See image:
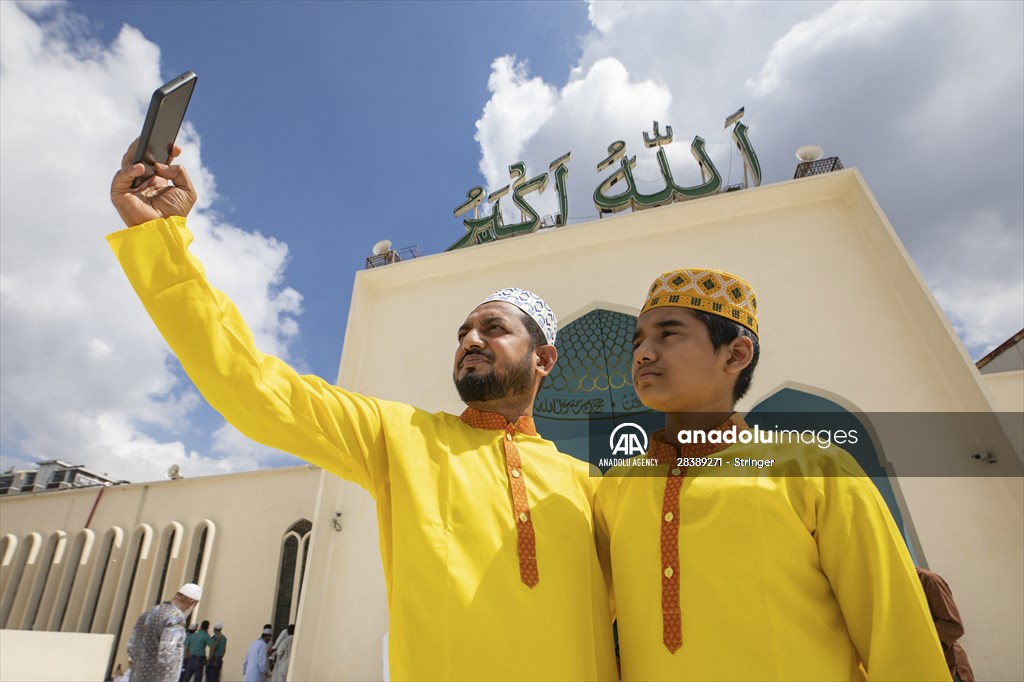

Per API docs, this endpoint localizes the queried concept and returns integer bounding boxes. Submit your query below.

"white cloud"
[922,210,1024,355]
[470,0,1023,357]
[210,423,303,472]
[471,55,672,224]
[586,0,635,34]
[474,56,557,189]
[747,1,923,97]
[0,3,303,482]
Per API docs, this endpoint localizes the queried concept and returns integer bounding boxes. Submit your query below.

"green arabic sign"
[448,109,761,251]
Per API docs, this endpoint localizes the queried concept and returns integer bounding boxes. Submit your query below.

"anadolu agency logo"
[609,422,649,457]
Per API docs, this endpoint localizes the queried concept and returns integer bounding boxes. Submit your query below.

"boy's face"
[631,307,737,414]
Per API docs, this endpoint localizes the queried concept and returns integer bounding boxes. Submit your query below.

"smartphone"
[131,71,198,188]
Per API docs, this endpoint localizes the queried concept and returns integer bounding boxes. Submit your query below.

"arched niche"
[533,308,655,462]
[748,384,922,563]
[52,528,95,632]
[78,526,123,633]
[273,519,312,641]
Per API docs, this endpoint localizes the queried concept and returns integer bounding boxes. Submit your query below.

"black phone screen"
[132,72,197,188]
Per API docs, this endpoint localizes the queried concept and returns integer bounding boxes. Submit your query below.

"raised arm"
[108,141,392,493]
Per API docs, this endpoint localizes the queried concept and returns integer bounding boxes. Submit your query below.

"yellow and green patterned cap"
[642,268,758,335]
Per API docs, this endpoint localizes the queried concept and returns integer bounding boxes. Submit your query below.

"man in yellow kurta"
[108,143,616,680]
[595,268,950,681]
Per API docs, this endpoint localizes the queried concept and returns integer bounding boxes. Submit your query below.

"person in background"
[179,623,197,682]
[270,624,295,682]
[126,583,202,682]
[181,619,210,682]
[242,627,273,682]
[917,567,975,682]
[268,624,292,671]
[205,623,228,682]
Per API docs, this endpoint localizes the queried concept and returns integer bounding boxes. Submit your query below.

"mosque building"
[1,129,1021,681]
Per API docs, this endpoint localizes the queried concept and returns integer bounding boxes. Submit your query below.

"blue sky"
[2,1,1021,481]
[74,0,590,377]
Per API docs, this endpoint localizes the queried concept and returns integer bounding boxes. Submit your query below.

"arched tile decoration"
[534,309,654,461]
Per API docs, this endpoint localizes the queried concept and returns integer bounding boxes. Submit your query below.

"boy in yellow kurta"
[108,143,616,681]
[595,268,950,681]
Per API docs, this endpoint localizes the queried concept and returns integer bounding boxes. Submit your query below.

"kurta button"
[671,468,682,476]
[519,512,528,523]
[664,567,674,578]
[664,512,673,523]
[511,469,521,478]
[505,432,513,441]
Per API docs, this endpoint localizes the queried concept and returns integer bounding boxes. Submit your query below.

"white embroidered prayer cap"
[481,288,557,345]
[263,627,274,635]
[178,583,203,601]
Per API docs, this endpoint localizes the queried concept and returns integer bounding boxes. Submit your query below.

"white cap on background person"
[178,583,203,601]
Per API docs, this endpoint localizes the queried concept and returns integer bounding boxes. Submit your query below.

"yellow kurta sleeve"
[108,217,618,681]
[815,451,950,681]
[107,216,389,494]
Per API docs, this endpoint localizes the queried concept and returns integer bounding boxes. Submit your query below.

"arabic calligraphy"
[534,397,606,417]
[620,392,646,412]
[594,120,730,214]
[731,121,761,189]
[449,109,761,248]
[447,154,572,251]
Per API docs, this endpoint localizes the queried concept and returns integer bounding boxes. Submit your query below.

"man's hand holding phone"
[110,139,197,228]
[111,71,198,228]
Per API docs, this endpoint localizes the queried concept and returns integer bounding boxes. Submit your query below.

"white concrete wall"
[0,630,113,682]
[289,476,388,682]
[982,370,1024,413]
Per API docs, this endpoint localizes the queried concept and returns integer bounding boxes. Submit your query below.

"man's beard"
[455,349,535,403]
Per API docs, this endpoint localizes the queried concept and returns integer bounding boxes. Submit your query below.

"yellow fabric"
[108,217,617,682]
[595,436,950,682]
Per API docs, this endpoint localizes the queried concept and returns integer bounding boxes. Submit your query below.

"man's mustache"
[462,349,495,365]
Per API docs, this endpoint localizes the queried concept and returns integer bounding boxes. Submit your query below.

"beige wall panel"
[897,476,1024,682]
[290,474,388,681]
[0,630,114,682]
[982,370,1024,413]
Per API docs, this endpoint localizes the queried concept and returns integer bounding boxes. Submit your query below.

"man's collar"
[459,407,538,436]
